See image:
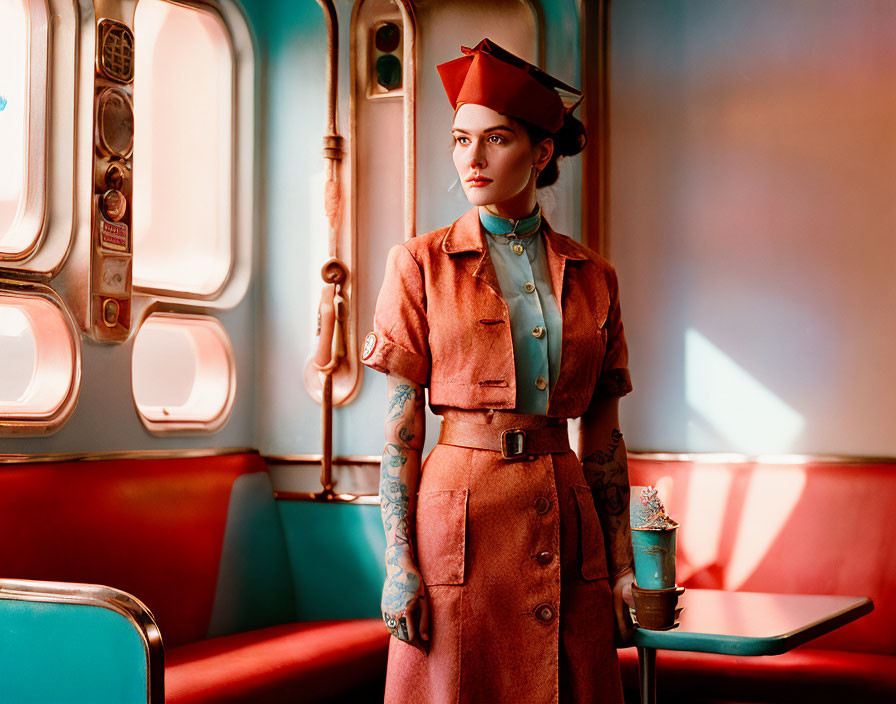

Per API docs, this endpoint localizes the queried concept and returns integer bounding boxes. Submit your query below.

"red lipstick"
[467,175,493,188]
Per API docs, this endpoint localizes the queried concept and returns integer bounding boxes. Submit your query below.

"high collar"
[441,206,588,261]
[479,204,542,237]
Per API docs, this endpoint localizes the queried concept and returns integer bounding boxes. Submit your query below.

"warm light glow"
[0,307,35,402]
[133,0,233,295]
[725,466,807,590]
[685,328,805,452]
[0,305,29,337]
[679,466,733,573]
[0,0,29,251]
[0,293,77,418]
[132,314,235,430]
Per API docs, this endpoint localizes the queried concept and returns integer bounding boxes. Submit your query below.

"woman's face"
[451,103,551,210]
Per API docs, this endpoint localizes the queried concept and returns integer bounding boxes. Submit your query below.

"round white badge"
[362,332,377,360]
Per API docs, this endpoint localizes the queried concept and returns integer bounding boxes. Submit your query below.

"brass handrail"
[306,0,351,501]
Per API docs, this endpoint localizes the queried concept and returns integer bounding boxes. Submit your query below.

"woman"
[361,38,635,704]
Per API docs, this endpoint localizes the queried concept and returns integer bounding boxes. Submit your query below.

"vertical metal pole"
[320,372,334,494]
[637,646,656,704]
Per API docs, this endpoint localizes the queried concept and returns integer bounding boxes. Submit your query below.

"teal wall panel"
[207,472,297,637]
[278,501,386,620]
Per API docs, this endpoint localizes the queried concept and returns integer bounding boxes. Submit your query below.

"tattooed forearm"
[387,384,418,421]
[582,427,634,577]
[584,428,622,472]
[383,544,421,612]
[380,376,425,557]
[582,428,626,515]
[380,444,410,544]
[380,374,427,628]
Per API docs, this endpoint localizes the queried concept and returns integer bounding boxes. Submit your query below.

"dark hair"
[517,112,588,188]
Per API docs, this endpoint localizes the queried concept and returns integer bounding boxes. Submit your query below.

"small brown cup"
[631,583,685,630]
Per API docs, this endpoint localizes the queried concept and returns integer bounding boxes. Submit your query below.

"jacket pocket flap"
[571,485,610,581]
[416,489,468,586]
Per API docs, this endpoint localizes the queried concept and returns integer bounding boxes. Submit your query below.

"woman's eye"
[488,134,504,144]
[454,136,469,145]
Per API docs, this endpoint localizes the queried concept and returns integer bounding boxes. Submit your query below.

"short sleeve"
[594,265,633,399]
[360,244,431,386]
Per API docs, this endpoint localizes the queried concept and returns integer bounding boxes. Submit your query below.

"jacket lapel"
[441,207,588,306]
[442,207,502,296]
[542,217,589,312]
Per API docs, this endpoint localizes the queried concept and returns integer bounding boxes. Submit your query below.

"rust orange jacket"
[361,205,632,414]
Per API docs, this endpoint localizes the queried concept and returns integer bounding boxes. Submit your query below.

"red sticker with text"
[100,220,129,251]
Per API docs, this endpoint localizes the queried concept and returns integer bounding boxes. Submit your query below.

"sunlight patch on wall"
[725,466,806,590]
[685,328,804,452]
[679,466,733,575]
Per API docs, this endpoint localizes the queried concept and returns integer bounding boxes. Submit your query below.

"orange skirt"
[384,411,624,704]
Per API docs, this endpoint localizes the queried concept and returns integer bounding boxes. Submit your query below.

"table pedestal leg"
[637,646,656,704]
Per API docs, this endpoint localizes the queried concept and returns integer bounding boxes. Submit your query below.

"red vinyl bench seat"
[166,619,388,704]
[0,453,388,703]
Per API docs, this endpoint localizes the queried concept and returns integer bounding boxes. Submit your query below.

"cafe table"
[630,589,874,704]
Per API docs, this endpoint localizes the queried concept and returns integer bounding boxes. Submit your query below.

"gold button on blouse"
[524,282,535,293]
[532,325,545,339]
[535,376,547,390]
[512,242,525,255]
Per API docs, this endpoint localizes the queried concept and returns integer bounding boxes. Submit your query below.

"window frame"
[0,282,81,436]
[0,0,49,263]
[130,0,254,309]
[131,311,236,435]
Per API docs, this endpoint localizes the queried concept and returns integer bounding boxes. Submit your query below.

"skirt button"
[535,604,555,622]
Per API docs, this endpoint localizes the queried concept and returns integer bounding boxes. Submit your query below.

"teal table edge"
[629,595,874,656]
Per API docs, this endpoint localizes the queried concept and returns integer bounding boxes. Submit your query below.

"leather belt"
[438,418,570,459]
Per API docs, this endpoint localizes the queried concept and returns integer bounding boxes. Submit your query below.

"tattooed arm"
[380,373,430,651]
[579,394,635,642]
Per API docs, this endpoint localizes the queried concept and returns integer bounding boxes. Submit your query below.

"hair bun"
[516,111,588,188]
[555,113,588,158]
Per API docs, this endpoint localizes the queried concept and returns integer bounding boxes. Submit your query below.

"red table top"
[630,589,874,655]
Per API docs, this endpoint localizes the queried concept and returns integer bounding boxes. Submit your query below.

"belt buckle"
[501,428,527,459]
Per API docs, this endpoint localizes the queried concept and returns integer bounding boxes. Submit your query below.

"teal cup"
[631,526,677,589]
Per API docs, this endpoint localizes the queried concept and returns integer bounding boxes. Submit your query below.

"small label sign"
[100,219,128,251]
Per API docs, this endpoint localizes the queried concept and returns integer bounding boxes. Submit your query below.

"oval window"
[132,0,234,297]
[0,0,48,260]
[132,313,235,433]
[0,289,80,434]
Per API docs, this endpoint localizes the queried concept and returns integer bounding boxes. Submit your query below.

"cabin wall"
[1,0,583,468]
[0,0,259,456]
[611,0,896,456]
[0,301,258,455]
[10,0,893,464]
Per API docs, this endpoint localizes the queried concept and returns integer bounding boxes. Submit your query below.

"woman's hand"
[612,567,636,646]
[382,546,431,653]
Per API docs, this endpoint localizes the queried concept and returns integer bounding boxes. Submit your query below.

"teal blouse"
[479,205,563,415]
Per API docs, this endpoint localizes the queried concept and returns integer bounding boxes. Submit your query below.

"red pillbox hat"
[436,38,582,133]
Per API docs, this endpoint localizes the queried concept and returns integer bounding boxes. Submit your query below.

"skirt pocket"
[571,485,610,580]
[416,489,468,586]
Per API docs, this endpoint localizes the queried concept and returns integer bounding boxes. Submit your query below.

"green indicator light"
[376,54,402,91]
